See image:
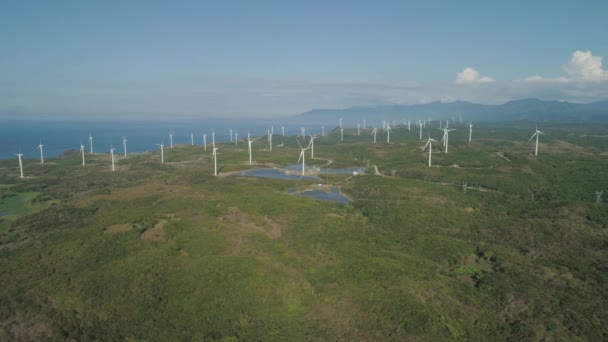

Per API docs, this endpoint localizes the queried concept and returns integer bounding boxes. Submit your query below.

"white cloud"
[455,67,495,84]
[524,74,568,83]
[563,50,608,82]
[525,50,608,83]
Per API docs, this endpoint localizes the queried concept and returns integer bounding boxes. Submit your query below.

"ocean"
[0,119,331,161]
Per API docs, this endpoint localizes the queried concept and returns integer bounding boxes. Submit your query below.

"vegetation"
[0,121,606,340]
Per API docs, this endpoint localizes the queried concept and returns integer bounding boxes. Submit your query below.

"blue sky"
[2,1,607,118]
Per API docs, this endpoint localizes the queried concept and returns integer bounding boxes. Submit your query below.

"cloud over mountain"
[455,67,495,84]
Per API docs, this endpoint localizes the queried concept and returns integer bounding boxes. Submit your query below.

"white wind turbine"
[528,126,546,156]
[267,129,273,151]
[110,146,115,171]
[282,126,285,137]
[169,131,173,149]
[190,132,194,146]
[212,147,219,176]
[370,127,378,143]
[384,126,392,144]
[422,135,438,167]
[16,153,24,178]
[229,129,233,142]
[440,128,455,153]
[419,122,423,140]
[407,120,411,131]
[203,133,207,150]
[247,137,254,164]
[234,131,238,146]
[156,143,164,163]
[340,127,344,142]
[321,126,325,137]
[297,140,311,176]
[468,123,473,143]
[89,133,94,153]
[308,135,319,159]
[122,136,127,158]
[80,143,86,166]
[37,142,44,164]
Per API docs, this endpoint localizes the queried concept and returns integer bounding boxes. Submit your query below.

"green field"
[0,121,607,340]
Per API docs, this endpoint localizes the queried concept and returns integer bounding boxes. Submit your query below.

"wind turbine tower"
[247,138,254,164]
[212,147,219,176]
[37,143,44,164]
[80,143,86,166]
[110,147,115,171]
[89,134,94,153]
[308,135,319,159]
[440,128,455,153]
[156,143,164,163]
[384,126,392,144]
[297,140,310,176]
[340,128,344,142]
[528,127,546,156]
[169,131,174,149]
[422,136,438,167]
[468,123,473,143]
[203,133,207,150]
[371,128,378,143]
[16,153,24,178]
[190,132,194,146]
[122,136,127,157]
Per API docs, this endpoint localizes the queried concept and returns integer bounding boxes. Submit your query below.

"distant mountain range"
[295,98,608,123]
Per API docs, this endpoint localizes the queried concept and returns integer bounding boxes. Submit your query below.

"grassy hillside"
[0,122,607,340]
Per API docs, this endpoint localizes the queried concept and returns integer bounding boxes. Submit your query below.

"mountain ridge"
[296,98,608,123]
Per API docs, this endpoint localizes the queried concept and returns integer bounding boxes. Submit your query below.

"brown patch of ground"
[222,206,282,239]
[103,223,132,234]
[0,309,53,341]
[140,219,167,241]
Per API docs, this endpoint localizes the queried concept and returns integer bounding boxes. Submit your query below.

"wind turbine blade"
[528,133,537,141]
[422,141,430,150]
[297,151,303,163]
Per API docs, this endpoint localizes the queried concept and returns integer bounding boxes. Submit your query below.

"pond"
[290,186,351,204]
[285,165,365,175]
[237,168,319,180]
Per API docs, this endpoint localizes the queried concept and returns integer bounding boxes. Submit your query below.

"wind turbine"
[80,143,86,166]
[384,126,392,144]
[203,133,207,150]
[229,129,233,142]
[297,140,310,176]
[407,120,411,131]
[339,117,342,128]
[37,142,44,164]
[247,137,254,164]
[340,128,344,142]
[321,126,325,137]
[282,126,285,137]
[122,136,127,157]
[440,128,455,153]
[422,135,438,167]
[212,147,219,176]
[267,130,273,151]
[89,133,94,153]
[234,131,238,146]
[370,127,378,143]
[16,153,24,178]
[190,132,194,146]
[308,135,319,159]
[528,126,546,156]
[212,132,215,148]
[419,122,423,140]
[156,143,164,163]
[468,123,473,143]
[169,131,173,149]
[110,146,115,171]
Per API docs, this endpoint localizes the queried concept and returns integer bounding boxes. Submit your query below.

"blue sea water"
[0,119,329,161]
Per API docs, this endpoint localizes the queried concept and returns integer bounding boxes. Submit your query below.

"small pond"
[289,187,351,204]
[237,168,319,180]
